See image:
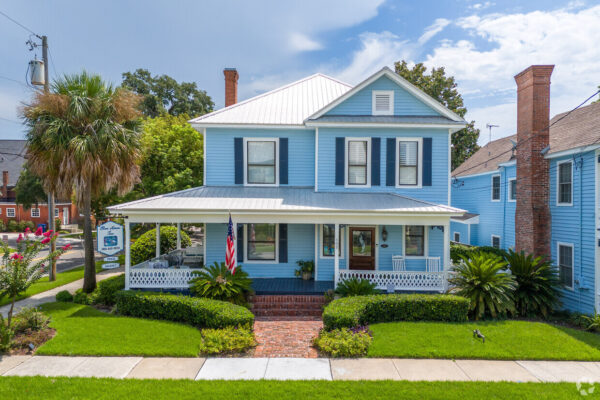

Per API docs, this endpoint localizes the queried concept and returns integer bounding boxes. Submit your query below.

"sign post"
[96,221,124,269]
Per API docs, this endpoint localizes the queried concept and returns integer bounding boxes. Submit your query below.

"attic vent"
[372,90,394,115]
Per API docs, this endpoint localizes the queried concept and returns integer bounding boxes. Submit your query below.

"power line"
[0,75,34,90]
[47,47,58,77]
[0,116,22,125]
[0,9,38,36]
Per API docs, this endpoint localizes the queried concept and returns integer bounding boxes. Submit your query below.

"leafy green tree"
[14,164,46,209]
[122,69,214,118]
[22,71,143,293]
[394,61,480,170]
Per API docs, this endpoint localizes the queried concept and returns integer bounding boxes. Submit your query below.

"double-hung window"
[558,243,574,289]
[55,208,60,218]
[246,223,277,261]
[398,139,420,186]
[557,160,572,205]
[6,208,15,218]
[508,178,516,201]
[346,138,370,186]
[491,175,501,201]
[321,224,344,258]
[405,226,425,257]
[245,139,277,185]
[31,208,40,218]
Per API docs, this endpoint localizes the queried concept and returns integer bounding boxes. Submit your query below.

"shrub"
[449,252,515,320]
[7,220,18,232]
[505,249,560,318]
[322,294,469,330]
[131,226,192,265]
[0,220,5,232]
[93,274,125,306]
[335,277,377,297]
[313,326,372,357]
[115,290,254,329]
[295,259,314,278]
[11,307,50,334]
[450,243,473,264]
[582,314,600,332]
[189,262,252,306]
[0,315,13,353]
[198,326,256,355]
[73,289,97,305]
[55,290,74,302]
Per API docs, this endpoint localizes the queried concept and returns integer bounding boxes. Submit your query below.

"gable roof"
[452,101,600,178]
[307,67,465,123]
[189,74,352,127]
[0,140,27,186]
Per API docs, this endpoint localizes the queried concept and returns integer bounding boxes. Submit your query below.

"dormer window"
[372,90,394,115]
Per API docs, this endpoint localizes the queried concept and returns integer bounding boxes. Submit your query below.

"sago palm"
[504,249,560,318]
[449,252,515,320]
[22,71,142,292]
[189,262,252,305]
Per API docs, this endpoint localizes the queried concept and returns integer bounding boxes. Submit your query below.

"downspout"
[579,156,583,311]
[502,167,507,248]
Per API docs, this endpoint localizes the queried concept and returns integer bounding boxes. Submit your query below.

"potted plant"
[295,260,314,280]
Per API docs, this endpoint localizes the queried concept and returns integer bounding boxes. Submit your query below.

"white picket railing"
[337,269,448,292]
[129,268,196,289]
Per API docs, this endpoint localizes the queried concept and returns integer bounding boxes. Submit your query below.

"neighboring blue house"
[109,67,467,293]
[452,65,600,314]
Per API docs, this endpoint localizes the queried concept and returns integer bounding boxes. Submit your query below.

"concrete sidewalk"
[2,355,600,382]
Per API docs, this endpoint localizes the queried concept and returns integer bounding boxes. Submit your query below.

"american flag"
[225,214,236,274]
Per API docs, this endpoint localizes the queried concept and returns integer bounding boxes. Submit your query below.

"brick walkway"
[253,319,323,358]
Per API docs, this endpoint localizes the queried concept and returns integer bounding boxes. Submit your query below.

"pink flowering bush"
[1,228,65,328]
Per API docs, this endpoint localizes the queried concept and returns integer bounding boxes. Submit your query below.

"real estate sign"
[97,221,124,256]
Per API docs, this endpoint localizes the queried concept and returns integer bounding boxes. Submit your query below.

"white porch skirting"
[337,269,448,293]
[129,268,195,289]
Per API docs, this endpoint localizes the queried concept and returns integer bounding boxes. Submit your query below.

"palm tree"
[22,71,142,292]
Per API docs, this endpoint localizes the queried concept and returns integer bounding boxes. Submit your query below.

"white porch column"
[443,221,450,271]
[156,223,160,258]
[334,223,340,287]
[125,220,131,290]
[176,222,181,250]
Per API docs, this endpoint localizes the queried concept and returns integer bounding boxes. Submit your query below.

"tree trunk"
[7,295,16,328]
[82,184,97,293]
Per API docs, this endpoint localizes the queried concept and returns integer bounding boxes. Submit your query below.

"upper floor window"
[508,178,516,202]
[244,138,278,185]
[372,90,394,116]
[453,232,460,242]
[345,138,370,187]
[405,225,425,257]
[491,235,501,249]
[6,208,15,218]
[491,175,501,201]
[397,139,421,187]
[557,160,572,205]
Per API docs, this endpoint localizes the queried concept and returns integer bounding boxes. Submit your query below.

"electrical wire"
[0,9,38,36]
[0,116,22,125]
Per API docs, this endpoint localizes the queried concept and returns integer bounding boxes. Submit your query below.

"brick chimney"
[514,65,554,257]
[1,171,8,199]
[224,68,239,107]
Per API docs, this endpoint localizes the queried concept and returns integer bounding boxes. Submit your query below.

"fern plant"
[504,249,560,318]
[335,277,377,297]
[189,262,253,305]
[449,252,515,320]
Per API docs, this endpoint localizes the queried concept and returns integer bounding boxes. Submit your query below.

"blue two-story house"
[109,67,467,293]
[452,64,600,314]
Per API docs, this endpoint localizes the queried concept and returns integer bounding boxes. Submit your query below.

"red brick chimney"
[1,171,8,199]
[224,68,239,107]
[514,65,554,257]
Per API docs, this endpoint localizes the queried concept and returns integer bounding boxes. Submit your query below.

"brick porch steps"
[250,295,326,318]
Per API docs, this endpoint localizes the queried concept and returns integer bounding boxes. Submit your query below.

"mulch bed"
[7,327,55,355]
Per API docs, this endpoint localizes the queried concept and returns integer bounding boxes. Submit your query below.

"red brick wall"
[224,68,239,107]
[514,65,554,257]
[0,203,78,229]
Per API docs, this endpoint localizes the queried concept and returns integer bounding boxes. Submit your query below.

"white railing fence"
[337,269,448,292]
[129,268,196,289]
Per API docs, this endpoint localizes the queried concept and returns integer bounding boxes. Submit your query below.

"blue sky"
[1,0,599,143]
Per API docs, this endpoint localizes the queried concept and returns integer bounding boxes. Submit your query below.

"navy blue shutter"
[423,138,432,186]
[386,138,395,186]
[335,137,345,186]
[371,138,380,186]
[237,224,244,263]
[279,138,288,184]
[279,224,288,263]
[234,138,243,184]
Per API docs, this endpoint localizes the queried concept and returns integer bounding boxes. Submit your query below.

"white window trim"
[557,241,575,290]
[243,137,279,187]
[243,223,279,264]
[508,177,516,202]
[491,234,501,249]
[491,174,501,202]
[453,232,460,243]
[372,90,394,116]
[344,137,371,188]
[403,225,428,259]
[6,208,15,218]
[31,208,40,218]
[319,224,345,259]
[396,137,423,188]
[556,159,573,206]
[55,208,60,217]
[0,208,2,215]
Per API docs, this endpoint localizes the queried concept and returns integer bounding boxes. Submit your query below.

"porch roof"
[108,186,464,216]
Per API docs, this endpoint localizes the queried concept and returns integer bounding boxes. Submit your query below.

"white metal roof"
[189,74,352,127]
[108,186,464,215]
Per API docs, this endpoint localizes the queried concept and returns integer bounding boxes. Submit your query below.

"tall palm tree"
[22,71,142,292]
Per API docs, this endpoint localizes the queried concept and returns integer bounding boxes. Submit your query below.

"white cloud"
[418,18,451,45]
[468,2,495,11]
[288,32,323,52]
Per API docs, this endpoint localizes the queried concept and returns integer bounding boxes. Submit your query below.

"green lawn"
[0,378,584,400]
[36,302,203,357]
[368,320,600,360]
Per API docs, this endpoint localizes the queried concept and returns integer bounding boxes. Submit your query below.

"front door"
[349,227,375,270]
[63,207,69,225]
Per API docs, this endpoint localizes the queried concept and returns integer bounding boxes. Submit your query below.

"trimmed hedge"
[131,226,192,265]
[450,243,507,264]
[322,294,469,330]
[115,291,254,329]
[94,274,125,306]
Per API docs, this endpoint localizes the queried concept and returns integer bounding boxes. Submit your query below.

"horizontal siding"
[317,127,450,204]
[450,222,469,245]
[205,128,315,186]
[326,75,440,116]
